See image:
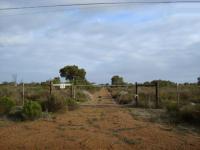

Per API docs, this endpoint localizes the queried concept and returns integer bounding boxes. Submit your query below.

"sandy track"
[0,88,199,150]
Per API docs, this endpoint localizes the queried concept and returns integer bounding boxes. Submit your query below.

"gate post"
[22,83,25,106]
[176,83,180,107]
[135,82,138,107]
[71,85,73,98]
[155,82,159,108]
[73,85,76,99]
[49,81,52,95]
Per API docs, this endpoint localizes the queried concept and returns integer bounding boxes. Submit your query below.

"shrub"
[45,94,66,112]
[165,101,180,122]
[22,101,42,120]
[76,91,88,102]
[0,97,15,115]
[113,91,133,104]
[118,93,133,104]
[179,104,200,124]
[165,101,200,124]
[8,106,23,121]
[66,98,78,111]
[166,101,179,112]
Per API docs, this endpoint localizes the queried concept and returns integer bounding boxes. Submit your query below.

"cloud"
[0,1,200,83]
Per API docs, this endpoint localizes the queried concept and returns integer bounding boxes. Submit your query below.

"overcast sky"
[0,0,200,84]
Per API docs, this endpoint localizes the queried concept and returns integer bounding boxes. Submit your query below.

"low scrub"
[76,91,88,102]
[112,91,133,104]
[118,93,133,104]
[166,101,179,112]
[8,106,24,121]
[166,101,200,124]
[45,94,67,112]
[22,101,42,120]
[66,98,78,111]
[0,97,15,115]
[179,104,200,124]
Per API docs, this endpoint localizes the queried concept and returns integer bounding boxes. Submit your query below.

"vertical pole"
[22,83,25,106]
[176,83,180,106]
[73,85,76,99]
[49,81,52,95]
[71,85,73,98]
[155,82,159,108]
[148,95,151,108]
[135,82,138,107]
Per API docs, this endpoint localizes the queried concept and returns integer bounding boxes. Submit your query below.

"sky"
[0,0,200,84]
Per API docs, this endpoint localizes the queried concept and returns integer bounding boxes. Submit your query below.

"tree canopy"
[111,75,125,85]
[150,80,176,87]
[198,77,200,85]
[59,65,86,82]
[52,77,60,84]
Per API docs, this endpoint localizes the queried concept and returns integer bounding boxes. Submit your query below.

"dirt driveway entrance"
[0,88,199,150]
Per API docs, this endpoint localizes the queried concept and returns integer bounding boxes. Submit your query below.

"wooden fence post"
[73,85,76,99]
[176,83,180,106]
[135,82,138,107]
[22,83,25,106]
[49,81,52,95]
[71,85,73,98]
[155,82,159,108]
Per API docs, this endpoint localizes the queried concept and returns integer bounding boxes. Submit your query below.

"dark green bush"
[0,97,15,115]
[165,101,180,123]
[76,91,88,102]
[8,106,24,121]
[118,93,133,104]
[166,101,200,124]
[45,94,66,112]
[179,104,200,124]
[22,101,42,120]
[166,101,179,112]
[66,98,78,111]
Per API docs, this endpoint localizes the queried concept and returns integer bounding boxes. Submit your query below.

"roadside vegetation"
[0,65,101,122]
[0,66,199,126]
[109,76,200,126]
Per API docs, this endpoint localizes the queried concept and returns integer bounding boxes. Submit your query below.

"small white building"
[53,83,71,89]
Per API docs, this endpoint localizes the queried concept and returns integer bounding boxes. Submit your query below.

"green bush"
[118,93,133,104]
[46,94,66,112]
[112,91,133,105]
[0,97,15,115]
[165,101,200,124]
[76,91,88,102]
[8,106,23,121]
[66,98,78,111]
[165,101,180,123]
[166,101,179,112]
[179,104,200,124]
[22,101,42,120]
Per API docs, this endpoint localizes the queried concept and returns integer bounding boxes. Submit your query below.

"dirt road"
[0,88,199,150]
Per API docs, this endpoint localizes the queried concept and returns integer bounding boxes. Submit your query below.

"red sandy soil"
[0,88,199,150]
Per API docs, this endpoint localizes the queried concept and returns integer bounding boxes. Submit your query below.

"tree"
[59,65,86,82]
[111,75,124,85]
[151,80,176,87]
[52,77,60,84]
[198,77,200,85]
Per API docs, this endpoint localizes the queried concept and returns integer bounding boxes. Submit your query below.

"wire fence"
[0,83,199,108]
